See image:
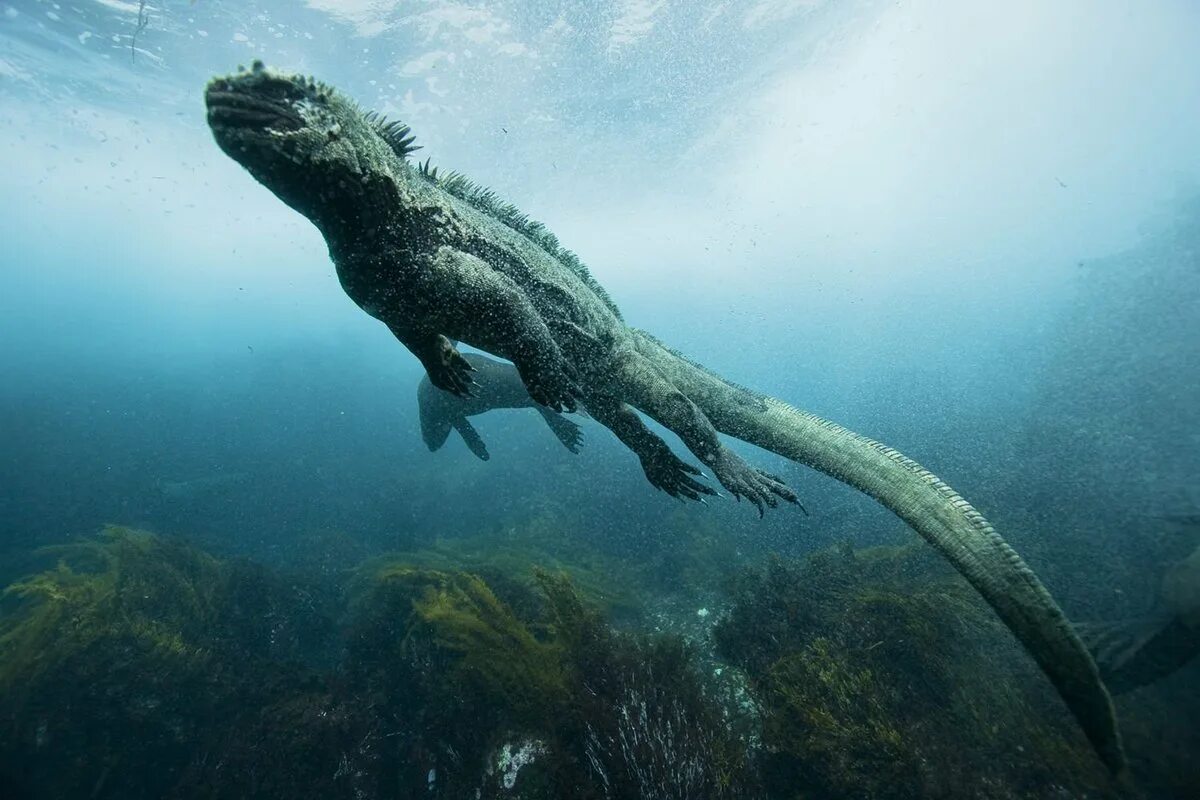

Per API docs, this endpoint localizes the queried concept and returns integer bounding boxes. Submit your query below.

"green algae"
[346,561,568,745]
[364,514,647,621]
[715,542,1114,799]
[761,640,917,799]
[0,526,332,799]
[533,567,757,799]
[363,506,759,627]
[6,524,1157,799]
[343,561,755,798]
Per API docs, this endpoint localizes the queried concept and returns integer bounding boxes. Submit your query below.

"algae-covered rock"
[715,543,1113,799]
[344,562,569,796]
[0,527,758,799]
[344,561,757,799]
[761,640,918,799]
[366,514,649,621]
[534,568,757,800]
[0,526,335,800]
[173,691,381,798]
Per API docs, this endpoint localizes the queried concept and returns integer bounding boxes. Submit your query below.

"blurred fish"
[156,471,249,501]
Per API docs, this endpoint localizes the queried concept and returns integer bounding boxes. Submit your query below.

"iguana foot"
[518,356,579,413]
[423,335,477,397]
[710,450,799,517]
[639,441,718,502]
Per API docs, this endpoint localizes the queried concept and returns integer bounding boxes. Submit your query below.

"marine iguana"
[204,61,1125,775]
[418,352,583,460]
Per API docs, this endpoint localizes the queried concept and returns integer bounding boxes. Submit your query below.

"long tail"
[633,330,1126,776]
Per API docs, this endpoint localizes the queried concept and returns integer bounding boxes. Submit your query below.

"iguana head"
[205,61,413,231]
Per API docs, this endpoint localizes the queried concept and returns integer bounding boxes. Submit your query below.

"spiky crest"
[361,107,620,317]
[363,110,422,159]
[411,155,623,319]
[417,157,440,181]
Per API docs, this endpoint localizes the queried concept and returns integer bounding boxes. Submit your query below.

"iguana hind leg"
[611,350,797,515]
[587,397,715,501]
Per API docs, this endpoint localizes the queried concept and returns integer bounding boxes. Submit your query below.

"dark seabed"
[1,1,1198,798]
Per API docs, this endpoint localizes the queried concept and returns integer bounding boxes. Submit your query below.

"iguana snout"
[205,63,308,134]
[204,61,377,222]
[205,60,337,144]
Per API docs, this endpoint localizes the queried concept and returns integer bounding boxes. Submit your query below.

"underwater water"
[1,0,1199,797]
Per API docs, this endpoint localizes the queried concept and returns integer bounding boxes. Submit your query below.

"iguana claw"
[709,450,798,517]
[519,357,579,413]
[639,443,718,503]
[421,334,478,398]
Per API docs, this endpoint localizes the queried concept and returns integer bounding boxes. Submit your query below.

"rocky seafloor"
[1,524,1196,799]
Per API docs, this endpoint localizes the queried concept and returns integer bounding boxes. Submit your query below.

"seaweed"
[340,560,758,798]
[0,526,335,799]
[714,543,1114,799]
[356,514,646,623]
[172,691,382,799]
[760,640,917,799]
[347,562,567,717]
[534,568,758,799]
[0,527,1041,798]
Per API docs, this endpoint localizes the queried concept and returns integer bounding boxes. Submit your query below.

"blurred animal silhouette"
[418,352,582,461]
[156,471,248,501]
[1078,529,1200,694]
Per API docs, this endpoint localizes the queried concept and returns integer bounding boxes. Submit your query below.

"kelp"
[0,526,221,700]
[534,568,757,799]
[362,506,758,627]
[761,641,917,799]
[345,563,568,763]
[366,514,647,620]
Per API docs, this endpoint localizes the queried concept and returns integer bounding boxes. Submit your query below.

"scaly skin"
[418,352,584,460]
[205,62,1125,776]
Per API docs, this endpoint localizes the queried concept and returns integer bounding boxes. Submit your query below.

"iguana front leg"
[587,398,716,502]
[379,246,578,412]
[390,328,477,397]
[614,350,798,515]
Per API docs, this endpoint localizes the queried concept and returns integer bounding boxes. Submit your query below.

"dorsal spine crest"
[385,114,622,319]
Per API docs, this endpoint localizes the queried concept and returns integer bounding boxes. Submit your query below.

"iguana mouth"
[204,83,304,132]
